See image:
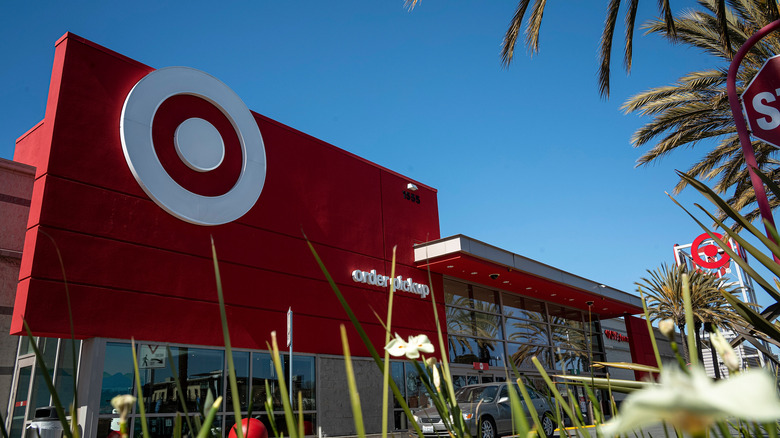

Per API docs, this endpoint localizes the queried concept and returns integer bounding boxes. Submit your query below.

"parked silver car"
[412,382,556,438]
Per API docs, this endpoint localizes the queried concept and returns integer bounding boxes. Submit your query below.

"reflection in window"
[391,362,405,409]
[506,343,551,370]
[505,317,549,344]
[139,346,224,414]
[502,295,546,321]
[554,349,589,375]
[404,365,429,409]
[226,351,250,411]
[100,343,135,415]
[448,336,504,367]
[250,353,316,412]
[548,305,584,328]
[447,308,503,339]
[551,327,587,351]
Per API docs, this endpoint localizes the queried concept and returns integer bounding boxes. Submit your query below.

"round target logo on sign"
[691,232,730,270]
[120,67,266,226]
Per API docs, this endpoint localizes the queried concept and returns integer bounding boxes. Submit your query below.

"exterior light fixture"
[407,183,418,191]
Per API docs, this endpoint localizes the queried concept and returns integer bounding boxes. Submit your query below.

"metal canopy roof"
[413,235,643,319]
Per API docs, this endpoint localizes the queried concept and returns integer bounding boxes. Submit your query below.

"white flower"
[385,334,435,359]
[600,366,780,436]
[110,394,136,420]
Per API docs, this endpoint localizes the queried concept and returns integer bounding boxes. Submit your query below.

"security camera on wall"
[489,273,500,280]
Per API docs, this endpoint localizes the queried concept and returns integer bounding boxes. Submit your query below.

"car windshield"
[455,386,499,403]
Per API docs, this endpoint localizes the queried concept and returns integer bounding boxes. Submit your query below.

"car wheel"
[478,417,496,438]
[541,412,556,437]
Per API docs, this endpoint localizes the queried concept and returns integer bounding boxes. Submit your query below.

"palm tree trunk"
[694,322,704,365]
[678,324,690,364]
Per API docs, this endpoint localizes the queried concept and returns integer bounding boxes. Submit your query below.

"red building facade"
[6,34,647,438]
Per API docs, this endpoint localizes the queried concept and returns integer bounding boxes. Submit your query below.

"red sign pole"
[727,19,780,261]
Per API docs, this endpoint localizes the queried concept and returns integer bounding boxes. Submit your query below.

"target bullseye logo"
[120,67,266,226]
[691,232,730,269]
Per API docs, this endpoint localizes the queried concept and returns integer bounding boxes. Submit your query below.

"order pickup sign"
[742,54,780,148]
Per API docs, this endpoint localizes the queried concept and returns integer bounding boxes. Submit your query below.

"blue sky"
[1,1,770,306]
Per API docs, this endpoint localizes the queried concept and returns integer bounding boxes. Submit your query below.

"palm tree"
[624,0,780,224]
[636,263,743,363]
[406,1,780,98]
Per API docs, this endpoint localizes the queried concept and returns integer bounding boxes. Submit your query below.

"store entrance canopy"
[414,235,643,318]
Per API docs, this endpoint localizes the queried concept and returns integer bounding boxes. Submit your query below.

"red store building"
[2,34,648,438]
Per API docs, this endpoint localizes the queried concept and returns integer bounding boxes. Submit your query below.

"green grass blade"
[682,273,698,368]
[340,325,365,438]
[264,379,280,438]
[532,357,581,428]
[765,421,779,438]
[130,338,150,438]
[166,346,195,435]
[174,414,182,438]
[381,247,397,438]
[195,397,222,438]
[516,379,541,437]
[722,292,780,343]
[269,332,297,438]
[22,321,72,438]
[592,361,660,374]
[637,289,663,373]
[210,237,244,438]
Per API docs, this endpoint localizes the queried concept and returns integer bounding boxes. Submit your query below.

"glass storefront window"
[548,305,584,329]
[551,326,588,351]
[100,343,135,415]
[502,295,546,322]
[446,308,503,339]
[448,336,504,367]
[403,364,430,409]
[29,338,57,411]
[138,346,224,414]
[53,339,79,410]
[391,362,405,408]
[506,343,551,370]
[251,351,278,411]
[504,317,549,344]
[553,349,589,375]
[471,286,499,309]
[444,279,471,307]
[250,352,316,412]
[290,355,316,411]
[226,351,250,411]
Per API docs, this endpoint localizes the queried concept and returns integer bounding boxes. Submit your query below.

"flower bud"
[710,328,739,372]
[659,319,675,338]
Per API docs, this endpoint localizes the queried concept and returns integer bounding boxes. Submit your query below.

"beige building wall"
[0,158,35,415]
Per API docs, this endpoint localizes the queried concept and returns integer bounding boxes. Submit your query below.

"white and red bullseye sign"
[120,67,267,226]
[691,232,730,271]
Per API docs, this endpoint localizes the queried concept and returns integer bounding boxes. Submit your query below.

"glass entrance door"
[8,356,35,438]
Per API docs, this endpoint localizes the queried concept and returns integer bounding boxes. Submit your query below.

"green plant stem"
[130,338,150,438]
[270,332,298,438]
[195,397,223,438]
[638,289,663,373]
[682,273,698,367]
[22,321,72,438]
[340,325,366,438]
[381,247,397,438]
[210,238,244,438]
